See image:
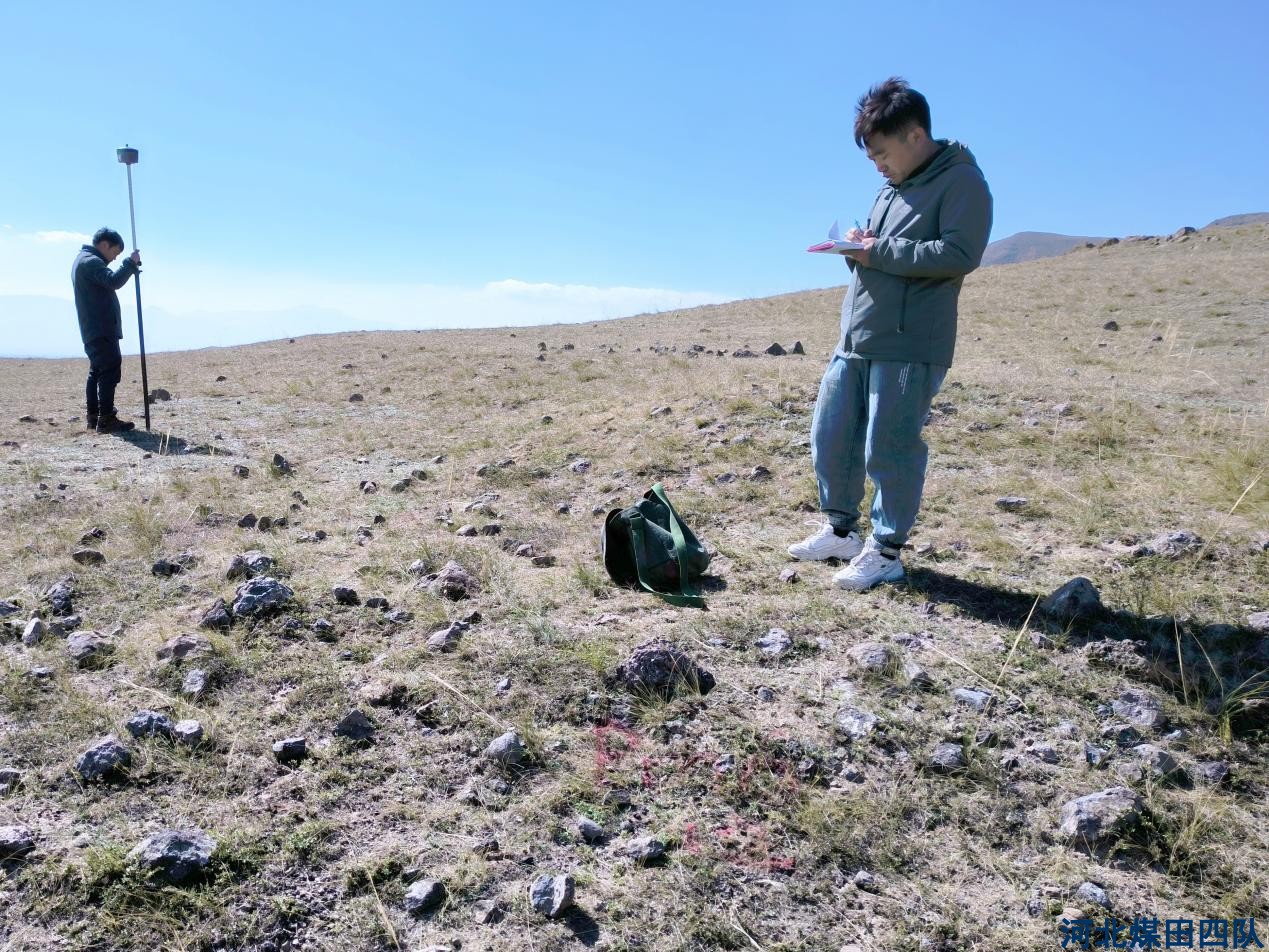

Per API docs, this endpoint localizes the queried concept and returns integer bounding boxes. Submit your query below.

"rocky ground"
[0,224,1265,951]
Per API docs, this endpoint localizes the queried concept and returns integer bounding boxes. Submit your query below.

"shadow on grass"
[115,429,232,456]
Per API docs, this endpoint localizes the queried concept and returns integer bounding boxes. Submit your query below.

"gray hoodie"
[838,140,992,368]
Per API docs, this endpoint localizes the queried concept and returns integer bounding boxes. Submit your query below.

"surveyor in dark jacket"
[72,228,141,432]
[789,77,993,590]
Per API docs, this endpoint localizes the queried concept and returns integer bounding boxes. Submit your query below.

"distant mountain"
[1206,212,1269,228]
[980,231,1107,267]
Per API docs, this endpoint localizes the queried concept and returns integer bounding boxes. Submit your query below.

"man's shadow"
[116,430,232,456]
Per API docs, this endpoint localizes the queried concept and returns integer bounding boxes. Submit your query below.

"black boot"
[96,413,135,433]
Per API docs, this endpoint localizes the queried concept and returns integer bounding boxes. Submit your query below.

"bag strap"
[647,483,705,608]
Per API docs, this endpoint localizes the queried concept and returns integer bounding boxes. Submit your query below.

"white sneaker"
[833,537,905,591]
[787,524,864,561]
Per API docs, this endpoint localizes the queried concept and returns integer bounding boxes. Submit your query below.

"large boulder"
[127,829,217,884]
[613,640,715,699]
[1058,787,1143,848]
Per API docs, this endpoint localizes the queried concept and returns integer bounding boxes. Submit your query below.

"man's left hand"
[843,233,875,268]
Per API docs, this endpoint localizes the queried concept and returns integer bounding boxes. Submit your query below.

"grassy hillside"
[0,223,1265,951]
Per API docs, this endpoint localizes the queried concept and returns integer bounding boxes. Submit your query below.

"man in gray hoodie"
[72,228,141,433]
[789,77,993,590]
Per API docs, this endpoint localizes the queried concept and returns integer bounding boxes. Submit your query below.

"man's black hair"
[853,77,931,149]
[92,227,124,249]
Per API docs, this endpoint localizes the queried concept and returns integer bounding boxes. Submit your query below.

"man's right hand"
[130,250,142,266]
[845,227,874,243]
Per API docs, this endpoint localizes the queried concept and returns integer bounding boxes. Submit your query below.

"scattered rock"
[1137,530,1204,560]
[747,465,772,481]
[616,836,667,865]
[1102,320,1120,332]
[764,342,786,356]
[779,567,799,584]
[231,577,294,617]
[952,687,993,712]
[148,388,173,402]
[237,513,258,529]
[928,742,968,773]
[76,735,132,781]
[0,825,36,859]
[21,617,45,646]
[71,549,105,565]
[834,706,879,741]
[44,578,75,615]
[66,630,113,667]
[174,720,204,747]
[127,829,216,885]
[846,642,897,675]
[1058,787,1143,848]
[427,620,469,652]
[232,465,250,479]
[613,640,715,699]
[0,768,22,795]
[852,870,877,891]
[200,598,233,630]
[1040,577,1101,620]
[1128,744,1182,779]
[577,817,605,844]
[157,633,213,663]
[182,668,210,699]
[903,661,934,690]
[1076,881,1110,908]
[226,550,275,580]
[332,585,360,606]
[1111,689,1166,732]
[126,710,176,740]
[273,737,307,764]
[429,561,479,600]
[1195,760,1229,785]
[1246,611,1269,634]
[756,628,793,658]
[403,879,446,916]
[333,710,376,743]
[1084,639,1150,676]
[529,874,575,918]
[569,458,591,474]
[995,496,1028,512]
[484,731,527,768]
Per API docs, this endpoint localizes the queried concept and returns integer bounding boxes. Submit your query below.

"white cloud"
[30,230,91,244]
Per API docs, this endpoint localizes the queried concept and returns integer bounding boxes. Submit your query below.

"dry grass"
[0,225,1265,950]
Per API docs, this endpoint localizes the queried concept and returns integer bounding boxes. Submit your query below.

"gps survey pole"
[116,145,151,431]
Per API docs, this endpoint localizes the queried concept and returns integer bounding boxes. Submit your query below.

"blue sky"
[2,0,1266,356]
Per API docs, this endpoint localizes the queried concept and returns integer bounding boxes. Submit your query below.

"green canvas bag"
[601,483,711,608]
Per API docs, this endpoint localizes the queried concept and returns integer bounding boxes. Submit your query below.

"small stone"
[200,598,233,630]
[1076,882,1109,908]
[231,577,294,617]
[852,870,877,891]
[577,817,605,844]
[226,550,274,580]
[779,567,799,584]
[127,829,216,884]
[427,620,469,652]
[126,710,176,740]
[403,879,446,916]
[273,737,307,764]
[1102,320,1120,331]
[568,458,591,474]
[1083,743,1109,767]
[756,628,793,658]
[0,825,36,859]
[649,406,672,417]
[237,513,258,529]
[71,549,105,565]
[529,874,575,917]
[952,687,993,712]
[1058,787,1143,847]
[333,710,376,743]
[456,524,478,537]
[21,617,45,646]
[1195,760,1229,785]
[479,523,502,536]
[928,742,967,773]
[484,730,527,767]
[846,642,896,675]
[995,496,1028,512]
[174,720,204,747]
[903,661,934,689]
[747,465,772,481]
[614,640,715,699]
[76,735,132,781]
[0,768,23,795]
[270,453,291,475]
[714,753,736,774]
[157,633,213,663]
[1128,744,1181,779]
[617,836,666,865]
[757,686,776,702]
[835,706,879,741]
[1100,723,1142,748]
[182,668,210,699]
[429,561,479,600]
[1040,577,1101,620]
[1111,689,1166,732]
[67,630,113,667]
[1139,530,1204,560]
[1028,743,1060,764]
[332,586,360,606]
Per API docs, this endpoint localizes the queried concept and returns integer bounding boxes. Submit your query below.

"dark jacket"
[72,245,139,345]
[838,140,993,368]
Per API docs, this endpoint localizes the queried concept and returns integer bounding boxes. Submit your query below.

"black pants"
[84,336,122,419]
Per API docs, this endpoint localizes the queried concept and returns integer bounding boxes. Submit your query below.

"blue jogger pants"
[810,355,946,548]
